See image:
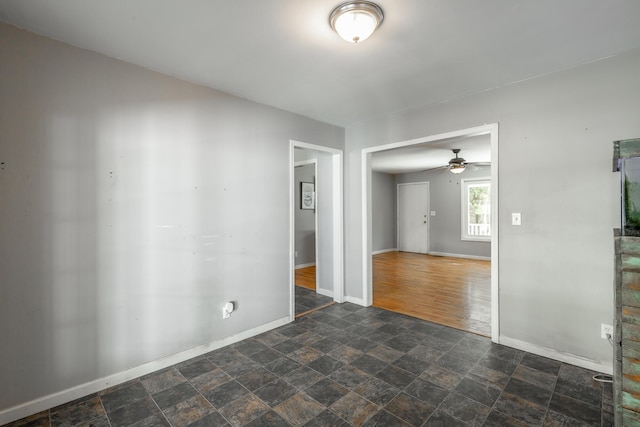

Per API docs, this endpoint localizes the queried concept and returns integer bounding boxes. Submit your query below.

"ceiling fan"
[427,148,491,174]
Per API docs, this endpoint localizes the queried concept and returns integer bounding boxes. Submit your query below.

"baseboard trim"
[295,262,315,269]
[316,287,333,298]
[344,296,367,306]
[372,248,397,255]
[428,251,491,261]
[0,317,291,425]
[498,335,613,375]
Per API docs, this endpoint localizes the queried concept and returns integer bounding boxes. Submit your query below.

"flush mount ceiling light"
[329,1,384,43]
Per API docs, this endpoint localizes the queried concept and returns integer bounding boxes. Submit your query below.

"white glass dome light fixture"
[449,163,466,174]
[329,1,384,44]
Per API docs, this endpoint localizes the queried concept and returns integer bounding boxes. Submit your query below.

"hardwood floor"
[373,251,491,337]
[295,265,316,290]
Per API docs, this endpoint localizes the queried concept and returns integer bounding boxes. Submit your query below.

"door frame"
[397,182,430,253]
[290,140,344,321]
[361,123,500,342]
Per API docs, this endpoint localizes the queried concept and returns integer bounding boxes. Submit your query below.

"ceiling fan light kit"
[329,1,384,43]
[448,148,467,174]
[449,164,466,174]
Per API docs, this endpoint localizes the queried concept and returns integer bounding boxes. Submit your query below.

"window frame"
[461,177,491,242]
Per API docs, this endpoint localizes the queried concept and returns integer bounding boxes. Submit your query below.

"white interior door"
[398,182,429,253]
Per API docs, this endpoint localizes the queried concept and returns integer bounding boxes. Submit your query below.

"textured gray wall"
[345,47,640,370]
[396,166,491,258]
[0,23,344,412]
[371,171,397,252]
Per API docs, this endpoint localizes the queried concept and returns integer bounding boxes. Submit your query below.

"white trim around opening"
[361,123,500,342]
[290,140,344,322]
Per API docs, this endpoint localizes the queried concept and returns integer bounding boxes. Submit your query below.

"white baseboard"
[316,287,333,298]
[372,248,397,255]
[295,262,315,269]
[428,251,491,261]
[344,295,367,306]
[0,317,291,425]
[498,335,613,375]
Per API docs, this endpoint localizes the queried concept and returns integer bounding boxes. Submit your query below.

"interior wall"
[294,162,316,266]
[396,166,491,258]
[371,171,397,252]
[0,23,344,414]
[345,47,640,370]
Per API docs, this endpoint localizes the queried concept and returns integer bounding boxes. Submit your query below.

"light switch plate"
[512,213,522,226]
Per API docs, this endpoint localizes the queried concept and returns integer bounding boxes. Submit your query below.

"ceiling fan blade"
[466,162,492,172]
[422,165,449,173]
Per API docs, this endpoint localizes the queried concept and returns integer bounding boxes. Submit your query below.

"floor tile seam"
[310,390,367,422]
[550,388,603,411]
[436,382,490,426]
[184,373,228,418]
[417,381,454,425]
[147,390,175,427]
[96,395,113,427]
[426,397,472,427]
[202,377,269,426]
[482,364,537,427]
[99,380,152,418]
[502,369,556,407]
[492,388,550,427]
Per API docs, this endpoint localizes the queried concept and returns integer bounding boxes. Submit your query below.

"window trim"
[461,177,491,242]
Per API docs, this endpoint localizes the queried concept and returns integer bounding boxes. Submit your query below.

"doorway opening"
[290,140,344,321]
[361,124,499,341]
[293,158,333,317]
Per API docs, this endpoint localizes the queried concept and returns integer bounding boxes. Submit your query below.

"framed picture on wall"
[301,182,315,210]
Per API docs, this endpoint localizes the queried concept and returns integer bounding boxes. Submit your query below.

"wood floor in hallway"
[295,265,316,290]
[373,251,491,337]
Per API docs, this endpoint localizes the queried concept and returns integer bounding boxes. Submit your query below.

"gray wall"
[371,171,397,252]
[294,162,316,266]
[0,23,344,413]
[345,47,640,369]
[396,166,491,258]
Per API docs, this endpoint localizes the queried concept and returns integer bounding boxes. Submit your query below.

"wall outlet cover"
[601,323,613,339]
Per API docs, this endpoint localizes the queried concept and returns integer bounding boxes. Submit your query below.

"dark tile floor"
[5,302,613,427]
[295,286,334,317]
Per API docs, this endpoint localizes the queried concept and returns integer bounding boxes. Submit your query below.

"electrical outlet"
[601,323,613,339]
[223,302,235,319]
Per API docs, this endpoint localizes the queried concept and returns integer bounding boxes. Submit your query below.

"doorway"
[361,124,499,341]
[289,140,344,321]
[397,182,430,254]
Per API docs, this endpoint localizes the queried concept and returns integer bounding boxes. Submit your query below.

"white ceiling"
[1,0,639,173]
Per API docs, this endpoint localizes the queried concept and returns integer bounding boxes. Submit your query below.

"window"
[462,178,491,241]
